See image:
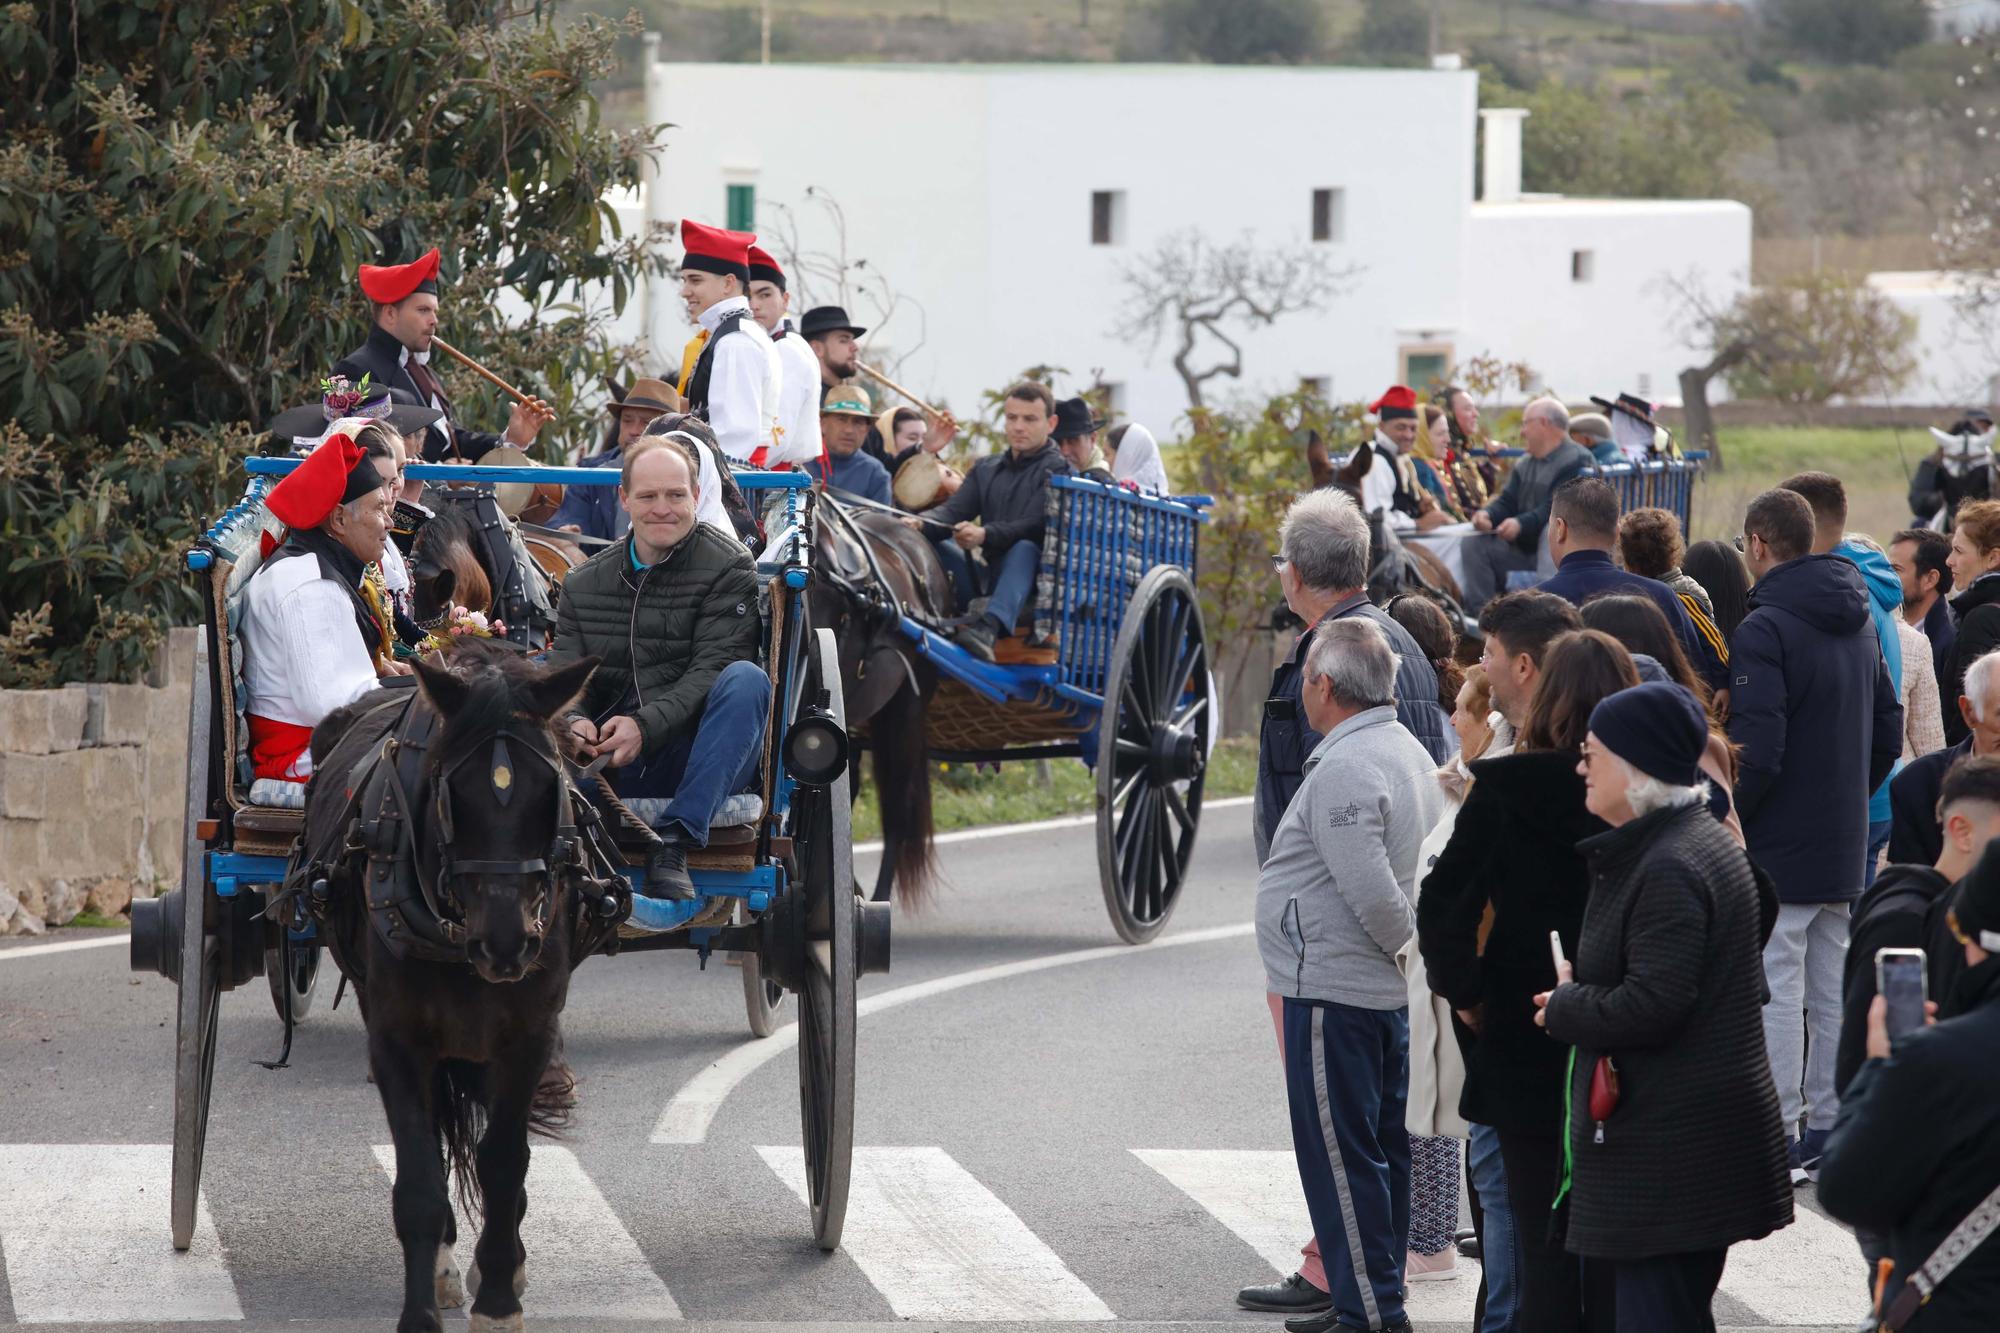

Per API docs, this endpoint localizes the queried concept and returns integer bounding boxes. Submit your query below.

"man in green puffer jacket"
[549,436,770,900]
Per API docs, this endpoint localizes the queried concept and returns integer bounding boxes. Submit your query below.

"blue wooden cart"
[131,459,887,1256]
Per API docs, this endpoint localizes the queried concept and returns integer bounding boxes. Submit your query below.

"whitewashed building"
[625,57,1751,435]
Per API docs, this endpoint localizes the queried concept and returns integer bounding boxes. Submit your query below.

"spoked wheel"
[266,933,320,1022]
[794,627,857,1251]
[1097,567,1210,945]
[738,903,787,1039]
[171,637,219,1252]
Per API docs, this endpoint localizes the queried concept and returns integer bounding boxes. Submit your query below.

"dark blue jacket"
[805,448,893,507]
[1727,554,1904,904]
[1943,573,2000,746]
[1254,593,1455,861]
[545,445,627,542]
[1887,735,1972,868]
[1538,549,1728,693]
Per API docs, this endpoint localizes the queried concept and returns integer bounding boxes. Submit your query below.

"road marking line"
[854,795,1252,855]
[0,933,128,965]
[0,1143,242,1323]
[1719,1200,1864,1325]
[759,1146,1114,1322]
[653,922,1256,1144]
[1134,1147,1476,1323]
[373,1145,679,1319]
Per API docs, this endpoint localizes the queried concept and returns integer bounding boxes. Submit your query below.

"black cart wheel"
[794,627,856,1251]
[739,901,787,1038]
[266,934,320,1022]
[172,637,220,1252]
[1096,566,1210,945]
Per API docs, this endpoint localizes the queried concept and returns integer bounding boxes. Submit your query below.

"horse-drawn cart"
[131,459,887,1259]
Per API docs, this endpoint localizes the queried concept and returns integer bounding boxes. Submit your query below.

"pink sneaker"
[1405,1247,1459,1282]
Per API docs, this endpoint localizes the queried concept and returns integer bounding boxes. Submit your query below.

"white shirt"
[767,320,824,466]
[695,296,781,464]
[238,552,380,778]
[1348,430,1415,533]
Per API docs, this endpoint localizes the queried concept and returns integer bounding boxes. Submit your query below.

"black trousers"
[1496,1128,1613,1333]
[1596,1248,1726,1333]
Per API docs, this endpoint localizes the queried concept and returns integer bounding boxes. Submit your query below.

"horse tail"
[871,681,937,908]
[435,1060,486,1212]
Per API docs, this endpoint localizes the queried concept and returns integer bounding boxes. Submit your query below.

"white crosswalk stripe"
[0,1144,243,1323]
[0,1141,1872,1327]
[1137,1146,1868,1329]
[371,1144,680,1319]
[759,1145,1116,1322]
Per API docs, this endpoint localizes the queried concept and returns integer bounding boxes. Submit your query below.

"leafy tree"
[1147,0,1324,64]
[1351,0,1430,63]
[1508,79,1755,200]
[0,0,665,686]
[1768,0,1928,66]
[1703,271,1919,410]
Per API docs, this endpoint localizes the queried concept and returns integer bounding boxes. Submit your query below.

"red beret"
[680,219,754,283]
[267,433,383,531]
[1370,385,1419,420]
[357,248,441,304]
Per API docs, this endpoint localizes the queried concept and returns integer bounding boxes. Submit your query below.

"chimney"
[1480,107,1529,204]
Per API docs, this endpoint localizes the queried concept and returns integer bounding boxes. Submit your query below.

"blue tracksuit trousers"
[1283,997,1411,1331]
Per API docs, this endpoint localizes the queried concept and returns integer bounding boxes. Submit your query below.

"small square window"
[726,183,756,232]
[1091,190,1126,246]
[1571,249,1595,283]
[1312,188,1344,243]
[1636,372,1652,396]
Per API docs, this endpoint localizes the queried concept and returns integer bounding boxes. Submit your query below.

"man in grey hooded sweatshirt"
[1257,616,1446,1333]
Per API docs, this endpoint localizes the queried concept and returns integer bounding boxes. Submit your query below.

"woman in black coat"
[1538,682,1792,1333]
[1942,499,2000,745]
[1418,630,1637,1333]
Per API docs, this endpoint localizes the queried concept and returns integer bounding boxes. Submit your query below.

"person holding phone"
[1819,843,2000,1330]
[1537,682,1793,1332]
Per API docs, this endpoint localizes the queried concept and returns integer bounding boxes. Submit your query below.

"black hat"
[1590,392,1657,429]
[800,305,867,340]
[1051,396,1104,441]
[1587,682,1707,788]
[266,384,443,444]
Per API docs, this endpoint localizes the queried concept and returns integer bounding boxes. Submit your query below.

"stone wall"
[0,627,199,935]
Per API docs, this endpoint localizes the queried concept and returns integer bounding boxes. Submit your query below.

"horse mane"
[413,500,494,616]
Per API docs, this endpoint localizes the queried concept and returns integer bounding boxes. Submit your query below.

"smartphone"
[1549,930,1567,979]
[1876,948,1928,1046]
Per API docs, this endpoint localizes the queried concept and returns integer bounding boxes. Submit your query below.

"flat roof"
[657,60,1471,76]
[1471,197,1749,217]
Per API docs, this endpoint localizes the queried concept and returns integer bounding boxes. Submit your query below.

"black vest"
[683,308,750,421]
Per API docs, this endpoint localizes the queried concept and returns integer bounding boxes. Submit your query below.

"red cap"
[357,247,441,304]
[1369,385,1418,420]
[680,219,754,283]
[747,244,785,291]
[267,433,382,531]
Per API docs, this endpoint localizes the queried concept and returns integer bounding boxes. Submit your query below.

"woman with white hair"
[1536,681,1792,1331]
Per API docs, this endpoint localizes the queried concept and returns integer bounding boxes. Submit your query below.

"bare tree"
[1663,270,1845,472]
[758,187,931,379]
[1111,229,1360,410]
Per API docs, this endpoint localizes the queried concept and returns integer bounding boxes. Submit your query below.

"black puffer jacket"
[925,440,1069,560]
[1417,750,1604,1135]
[1943,572,2000,746]
[547,528,759,755]
[1545,804,1792,1261]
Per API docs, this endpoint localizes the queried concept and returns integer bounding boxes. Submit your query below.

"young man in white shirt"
[746,244,823,468]
[673,219,782,467]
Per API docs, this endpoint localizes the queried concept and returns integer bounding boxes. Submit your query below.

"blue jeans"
[1864,816,1891,889]
[1469,1123,1519,1333]
[612,660,771,847]
[933,539,1041,632]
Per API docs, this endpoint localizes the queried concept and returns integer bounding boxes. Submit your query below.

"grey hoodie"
[1257,705,1447,1009]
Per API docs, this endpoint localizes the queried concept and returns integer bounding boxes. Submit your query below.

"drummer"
[332,245,554,463]
[803,383,893,506]
[546,377,683,542]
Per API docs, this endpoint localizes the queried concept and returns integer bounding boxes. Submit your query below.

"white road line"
[1719,1201,1865,1326]
[0,933,128,965]
[373,1145,679,1319]
[759,1146,1115,1322]
[653,922,1256,1144]
[1134,1147,1475,1323]
[853,795,1253,855]
[0,1143,242,1323]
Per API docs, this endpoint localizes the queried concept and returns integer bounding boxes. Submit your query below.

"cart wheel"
[266,934,320,1023]
[737,903,787,1039]
[172,636,219,1252]
[795,627,856,1251]
[1097,566,1210,945]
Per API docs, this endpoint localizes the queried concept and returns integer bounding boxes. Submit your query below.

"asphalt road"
[0,801,1862,1332]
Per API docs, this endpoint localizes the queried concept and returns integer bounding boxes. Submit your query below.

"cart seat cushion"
[625,793,762,831]
[248,777,309,810]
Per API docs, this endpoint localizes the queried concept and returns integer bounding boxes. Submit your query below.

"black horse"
[303,641,609,1333]
[812,497,955,904]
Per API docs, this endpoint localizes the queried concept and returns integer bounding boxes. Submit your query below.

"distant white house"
[621,57,1750,435]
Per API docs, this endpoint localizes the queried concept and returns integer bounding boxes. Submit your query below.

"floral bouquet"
[320,372,373,420]
[418,605,507,657]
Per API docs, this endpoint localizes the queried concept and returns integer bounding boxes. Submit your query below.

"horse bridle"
[422,721,579,944]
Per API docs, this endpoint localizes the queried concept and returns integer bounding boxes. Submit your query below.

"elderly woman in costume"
[238,422,405,803]
[1105,422,1171,496]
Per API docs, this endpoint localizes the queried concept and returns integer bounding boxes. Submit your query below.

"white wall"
[1464,198,1751,406]
[1871,271,2000,405]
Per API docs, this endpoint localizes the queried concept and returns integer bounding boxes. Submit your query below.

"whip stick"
[430,336,538,408]
[856,361,942,419]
